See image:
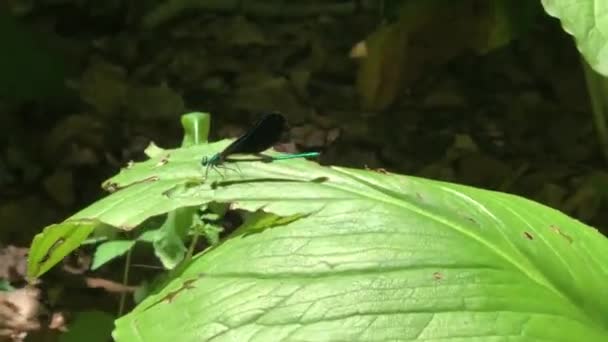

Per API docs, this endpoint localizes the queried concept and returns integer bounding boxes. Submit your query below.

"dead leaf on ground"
[0,246,28,283]
[0,287,42,342]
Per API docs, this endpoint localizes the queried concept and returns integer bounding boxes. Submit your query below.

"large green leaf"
[26,136,608,339]
[541,0,608,75]
[26,140,315,278]
[106,148,608,340]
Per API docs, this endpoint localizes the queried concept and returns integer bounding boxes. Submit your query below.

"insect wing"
[221,113,285,157]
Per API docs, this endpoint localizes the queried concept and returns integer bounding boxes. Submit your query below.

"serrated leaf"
[112,164,608,341]
[91,240,136,270]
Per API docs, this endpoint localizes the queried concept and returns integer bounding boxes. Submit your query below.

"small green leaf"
[190,214,222,246]
[181,112,210,146]
[153,207,197,269]
[137,229,159,243]
[27,220,96,280]
[143,141,165,158]
[91,240,136,270]
[133,280,150,304]
[200,224,222,246]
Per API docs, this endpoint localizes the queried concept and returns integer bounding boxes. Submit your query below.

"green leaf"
[137,229,159,243]
[197,221,222,246]
[26,140,317,279]
[112,165,608,340]
[230,210,309,238]
[27,220,97,280]
[91,240,136,270]
[133,280,151,304]
[152,207,197,269]
[181,112,210,146]
[27,134,608,340]
[143,141,166,158]
[541,0,608,75]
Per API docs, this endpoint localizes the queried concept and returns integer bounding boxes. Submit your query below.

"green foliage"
[111,163,608,340]
[181,112,211,146]
[27,113,608,340]
[152,207,197,269]
[542,0,608,76]
[540,0,608,163]
[91,240,136,270]
[27,220,96,280]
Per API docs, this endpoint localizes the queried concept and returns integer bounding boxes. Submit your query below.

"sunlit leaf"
[27,220,97,280]
[542,0,608,75]
[112,161,608,341]
[153,207,197,269]
[91,240,137,270]
[180,112,211,146]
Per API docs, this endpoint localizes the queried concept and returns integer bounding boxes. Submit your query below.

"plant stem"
[118,248,133,316]
[581,57,608,164]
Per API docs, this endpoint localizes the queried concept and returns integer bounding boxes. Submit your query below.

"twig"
[117,248,133,316]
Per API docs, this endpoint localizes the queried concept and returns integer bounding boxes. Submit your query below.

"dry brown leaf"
[355,23,408,111]
[0,287,42,342]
